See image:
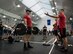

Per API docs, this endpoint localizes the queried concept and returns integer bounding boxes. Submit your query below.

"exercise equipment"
[8,36,14,43]
[32,27,39,35]
[15,23,26,35]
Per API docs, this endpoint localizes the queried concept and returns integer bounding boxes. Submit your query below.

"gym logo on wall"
[47,20,51,25]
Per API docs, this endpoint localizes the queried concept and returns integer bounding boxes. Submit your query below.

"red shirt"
[24,14,32,27]
[58,13,66,28]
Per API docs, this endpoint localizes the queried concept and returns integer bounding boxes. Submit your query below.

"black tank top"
[43,27,47,32]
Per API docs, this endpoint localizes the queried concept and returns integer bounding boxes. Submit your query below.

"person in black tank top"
[42,25,47,40]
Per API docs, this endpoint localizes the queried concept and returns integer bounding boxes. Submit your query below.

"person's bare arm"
[24,19,27,27]
[45,13,59,18]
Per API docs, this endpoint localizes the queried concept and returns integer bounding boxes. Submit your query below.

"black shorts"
[26,27,32,35]
[43,32,46,35]
[59,28,66,38]
[53,30,58,36]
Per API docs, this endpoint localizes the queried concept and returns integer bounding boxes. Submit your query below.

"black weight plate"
[15,23,26,35]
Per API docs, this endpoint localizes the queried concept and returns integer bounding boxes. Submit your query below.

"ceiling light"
[54,2,57,5]
[32,15,35,17]
[53,13,56,14]
[3,15,6,18]
[14,19,17,21]
[4,25,8,27]
[70,18,72,20]
[16,4,21,7]
[52,7,55,10]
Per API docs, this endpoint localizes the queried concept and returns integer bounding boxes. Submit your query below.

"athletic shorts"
[26,27,32,35]
[59,28,66,38]
[53,30,58,36]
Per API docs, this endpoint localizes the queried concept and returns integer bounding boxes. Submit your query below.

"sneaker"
[28,42,33,48]
[28,45,33,48]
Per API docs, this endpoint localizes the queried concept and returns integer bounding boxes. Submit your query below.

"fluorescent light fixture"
[52,7,55,10]
[4,25,8,27]
[17,4,21,7]
[3,15,6,18]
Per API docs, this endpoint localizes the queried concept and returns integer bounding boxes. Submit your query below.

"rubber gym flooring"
[0,35,73,54]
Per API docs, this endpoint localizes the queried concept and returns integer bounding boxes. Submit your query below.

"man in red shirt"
[23,10,33,50]
[45,9,68,51]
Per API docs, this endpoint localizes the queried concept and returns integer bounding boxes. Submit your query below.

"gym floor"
[0,35,73,54]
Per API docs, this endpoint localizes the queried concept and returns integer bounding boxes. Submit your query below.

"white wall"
[36,16,55,31]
